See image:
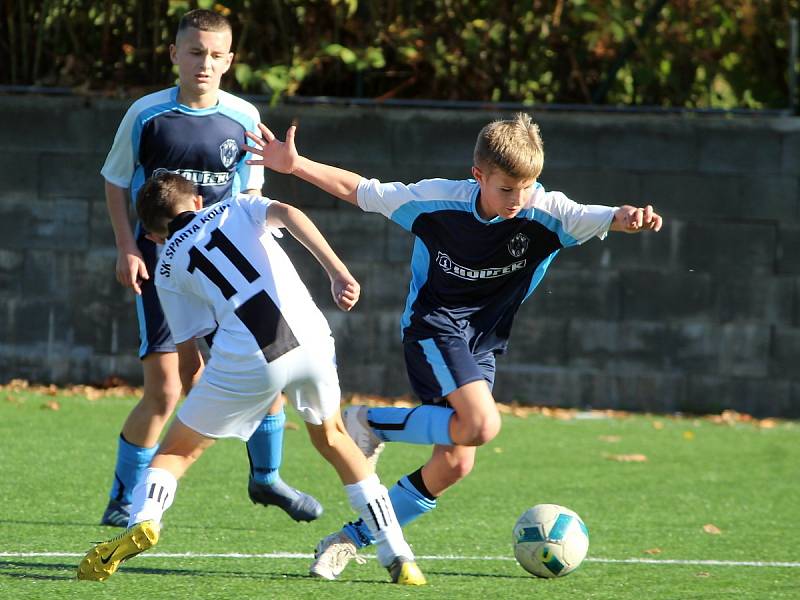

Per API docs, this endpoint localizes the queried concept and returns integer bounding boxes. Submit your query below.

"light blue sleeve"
[532,188,616,247]
[100,104,140,188]
[219,91,265,193]
[356,177,475,231]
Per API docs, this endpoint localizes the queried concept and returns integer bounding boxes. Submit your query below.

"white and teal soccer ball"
[512,504,589,578]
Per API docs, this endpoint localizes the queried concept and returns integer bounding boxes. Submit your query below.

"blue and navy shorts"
[403,336,496,404]
[135,229,175,358]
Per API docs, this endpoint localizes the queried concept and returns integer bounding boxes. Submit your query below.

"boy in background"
[100,9,320,527]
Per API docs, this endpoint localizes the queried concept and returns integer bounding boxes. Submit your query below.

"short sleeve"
[222,94,264,193]
[156,287,217,344]
[235,194,273,228]
[533,189,616,247]
[356,177,476,231]
[100,104,139,188]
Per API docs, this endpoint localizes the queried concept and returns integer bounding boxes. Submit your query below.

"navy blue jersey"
[356,177,615,354]
[101,87,264,211]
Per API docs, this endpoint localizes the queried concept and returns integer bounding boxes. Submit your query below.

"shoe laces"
[316,533,366,568]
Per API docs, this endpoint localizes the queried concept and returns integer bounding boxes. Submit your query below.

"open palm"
[243,123,299,174]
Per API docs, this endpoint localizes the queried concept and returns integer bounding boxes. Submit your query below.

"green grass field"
[1,387,798,599]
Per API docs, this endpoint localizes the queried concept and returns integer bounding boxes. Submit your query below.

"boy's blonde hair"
[473,113,544,180]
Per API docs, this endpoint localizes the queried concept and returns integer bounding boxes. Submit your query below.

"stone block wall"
[1,95,798,416]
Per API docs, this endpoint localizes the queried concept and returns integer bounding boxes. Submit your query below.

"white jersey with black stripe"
[154,194,331,361]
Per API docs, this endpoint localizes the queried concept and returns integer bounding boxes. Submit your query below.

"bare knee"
[141,383,182,418]
[307,422,343,460]
[454,411,501,446]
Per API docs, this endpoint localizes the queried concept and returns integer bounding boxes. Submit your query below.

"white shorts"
[177,335,341,440]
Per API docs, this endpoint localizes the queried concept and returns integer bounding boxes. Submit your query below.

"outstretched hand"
[242,123,299,174]
[612,205,663,233]
[331,272,360,312]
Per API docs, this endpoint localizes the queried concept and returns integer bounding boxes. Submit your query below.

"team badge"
[219,139,239,168]
[507,233,529,258]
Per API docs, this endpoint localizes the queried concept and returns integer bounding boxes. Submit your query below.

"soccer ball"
[512,504,589,578]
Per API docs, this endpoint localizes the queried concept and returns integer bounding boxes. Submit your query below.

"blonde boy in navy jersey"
[243,114,663,579]
[100,9,320,528]
[77,173,425,585]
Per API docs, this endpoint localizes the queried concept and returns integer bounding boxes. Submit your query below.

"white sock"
[344,474,413,567]
[127,467,177,527]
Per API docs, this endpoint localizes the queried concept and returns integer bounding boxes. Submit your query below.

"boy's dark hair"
[136,173,198,236]
[177,9,232,37]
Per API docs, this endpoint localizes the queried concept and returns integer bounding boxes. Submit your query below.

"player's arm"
[176,339,204,396]
[105,180,149,295]
[243,123,361,206]
[609,205,663,233]
[267,201,360,311]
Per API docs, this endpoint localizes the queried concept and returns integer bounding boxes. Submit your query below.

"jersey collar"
[470,183,505,225]
[167,211,197,238]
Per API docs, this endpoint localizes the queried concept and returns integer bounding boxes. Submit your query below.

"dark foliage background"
[1,0,797,109]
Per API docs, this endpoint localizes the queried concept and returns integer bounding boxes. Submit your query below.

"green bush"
[2,0,796,109]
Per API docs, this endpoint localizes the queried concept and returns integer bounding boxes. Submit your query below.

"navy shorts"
[135,230,175,358]
[403,336,496,403]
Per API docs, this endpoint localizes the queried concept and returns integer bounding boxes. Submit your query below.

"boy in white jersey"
[77,173,426,585]
[243,114,663,579]
[100,8,319,528]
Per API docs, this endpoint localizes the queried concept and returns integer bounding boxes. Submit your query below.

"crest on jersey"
[507,233,529,258]
[219,138,240,168]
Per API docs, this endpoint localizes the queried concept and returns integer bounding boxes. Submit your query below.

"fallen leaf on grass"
[540,407,577,420]
[702,524,722,535]
[41,400,60,411]
[606,453,647,462]
[652,420,664,430]
[643,548,662,555]
[682,430,695,440]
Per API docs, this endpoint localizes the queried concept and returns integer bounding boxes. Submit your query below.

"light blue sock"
[110,434,158,505]
[343,475,437,548]
[367,405,454,445]
[247,409,286,485]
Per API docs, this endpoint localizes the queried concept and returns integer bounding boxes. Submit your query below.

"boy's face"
[170,26,233,101]
[472,166,536,220]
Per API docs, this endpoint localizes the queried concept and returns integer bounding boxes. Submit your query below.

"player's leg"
[352,338,500,448]
[347,339,500,452]
[284,337,424,584]
[305,416,422,581]
[78,419,215,582]
[340,439,478,551]
[101,234,182,527]
[332,349,497,555]
[101,353,182,526]
[246,393,323,522]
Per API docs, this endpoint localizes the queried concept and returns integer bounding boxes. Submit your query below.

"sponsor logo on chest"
[436,251,526,281]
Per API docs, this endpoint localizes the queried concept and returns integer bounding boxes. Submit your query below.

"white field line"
[0,551,798,568]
